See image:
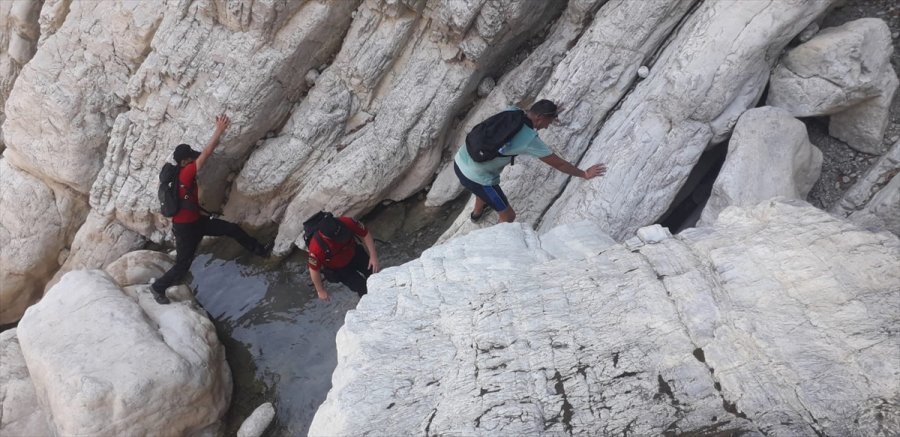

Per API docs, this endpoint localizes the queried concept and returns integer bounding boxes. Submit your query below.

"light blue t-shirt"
[454,111,552,186]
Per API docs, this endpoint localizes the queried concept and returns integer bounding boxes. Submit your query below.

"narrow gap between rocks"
[656,142,728,233]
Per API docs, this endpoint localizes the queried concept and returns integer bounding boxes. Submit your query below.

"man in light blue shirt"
[454,99,606,223]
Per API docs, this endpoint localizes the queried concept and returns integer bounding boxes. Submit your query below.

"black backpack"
[303,211,352,261]
[158,163,181,217]
[465,109,529,163]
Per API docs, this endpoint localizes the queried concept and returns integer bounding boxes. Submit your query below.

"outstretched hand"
[368,256,380,274]
[214,113,231,133]
[583,163,607,179]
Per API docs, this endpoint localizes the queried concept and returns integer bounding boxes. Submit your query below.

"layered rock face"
[3,0,896,332]
[7,263,230,436]
[311,200,900,436]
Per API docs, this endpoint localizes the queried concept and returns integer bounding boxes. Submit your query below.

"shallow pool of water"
[188,193,468,435]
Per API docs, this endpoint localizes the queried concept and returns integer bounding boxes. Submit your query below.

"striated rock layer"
[311,200,900,436]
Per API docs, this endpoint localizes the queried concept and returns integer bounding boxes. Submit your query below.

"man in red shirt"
[308,215,380,301]
[151,114,271,304]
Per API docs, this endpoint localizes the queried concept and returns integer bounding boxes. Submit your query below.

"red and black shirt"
[172,162,200,224]
[307,217,368,271]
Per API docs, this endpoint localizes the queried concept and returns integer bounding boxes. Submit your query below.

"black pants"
[322,244,372,297]
[152,216,263,293]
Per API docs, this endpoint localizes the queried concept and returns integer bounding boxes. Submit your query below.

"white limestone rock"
[832,140,900,219]
[538,220,616,260]
[538,0,835,241]
[3,0,165,193]
[45,210,146,292]
[16,270,231,436]
[699,107,822,226]
[829,71,898,154]
[237,402,276,437]
[848,172,900,236]
[767,18,894,117]
[0,0,42,151]
[228,0,569,254]
[0,329,52,437]
[104,249,174,288]
[90,0,358,239]
[0,159,88,325]
[427,0,691,211]
[311,200,900,436]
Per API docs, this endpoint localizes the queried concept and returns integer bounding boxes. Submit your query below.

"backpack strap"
[314,232,333,262]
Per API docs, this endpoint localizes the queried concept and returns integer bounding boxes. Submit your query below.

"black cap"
[319,217,351,243]
[173,144,200,163]
[530,99,558,118]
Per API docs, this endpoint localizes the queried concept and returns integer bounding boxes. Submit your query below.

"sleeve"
[179,162,198,184]
[307,243,323,271]
[524,135,552,158]
[339,217,369,238]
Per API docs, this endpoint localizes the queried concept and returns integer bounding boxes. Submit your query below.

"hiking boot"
[151,287,170,305]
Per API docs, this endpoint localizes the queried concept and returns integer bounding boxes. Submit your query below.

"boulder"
[538,0,835,240]
[104,249,175,288]
[767,18,894,117]
[237,402,276,437]
[698,106,822,226]
[311,200,900,436]
[828,72,898,154]
[0,159,88,325]
[0,329,52,436]
[831,140,900,219]
[16,269,231,436]
[848,172,900,236]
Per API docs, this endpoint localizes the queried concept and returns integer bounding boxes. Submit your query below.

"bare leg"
[473,196,486,215]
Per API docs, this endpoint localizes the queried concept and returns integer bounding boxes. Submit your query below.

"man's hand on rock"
[583,163,607,179]
[215,113,231,133]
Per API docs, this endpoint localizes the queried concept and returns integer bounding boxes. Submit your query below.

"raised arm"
[539,153,607,179]
[196,114,230,171]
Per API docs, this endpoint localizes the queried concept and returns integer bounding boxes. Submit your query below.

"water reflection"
[187,193,468,436]
[191,248,357,436]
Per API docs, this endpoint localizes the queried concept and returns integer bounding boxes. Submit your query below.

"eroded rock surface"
[311,200,900,436]
[0,329,52,437]
[0,159,88,325]
[518,0,832,241]
[767,18,898,154]
[16,269,230,436]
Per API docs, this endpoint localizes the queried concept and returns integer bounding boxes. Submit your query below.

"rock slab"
[311,200,900,436]
[16,269,231,436]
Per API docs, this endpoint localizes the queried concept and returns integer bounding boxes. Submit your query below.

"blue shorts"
[454,163,510,211]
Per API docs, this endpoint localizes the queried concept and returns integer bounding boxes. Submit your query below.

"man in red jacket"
[307,215,380,301]
[151,114,270,304]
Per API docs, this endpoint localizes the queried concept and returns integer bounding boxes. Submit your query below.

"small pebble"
[841,176,851,183]
[637,66,650,78]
